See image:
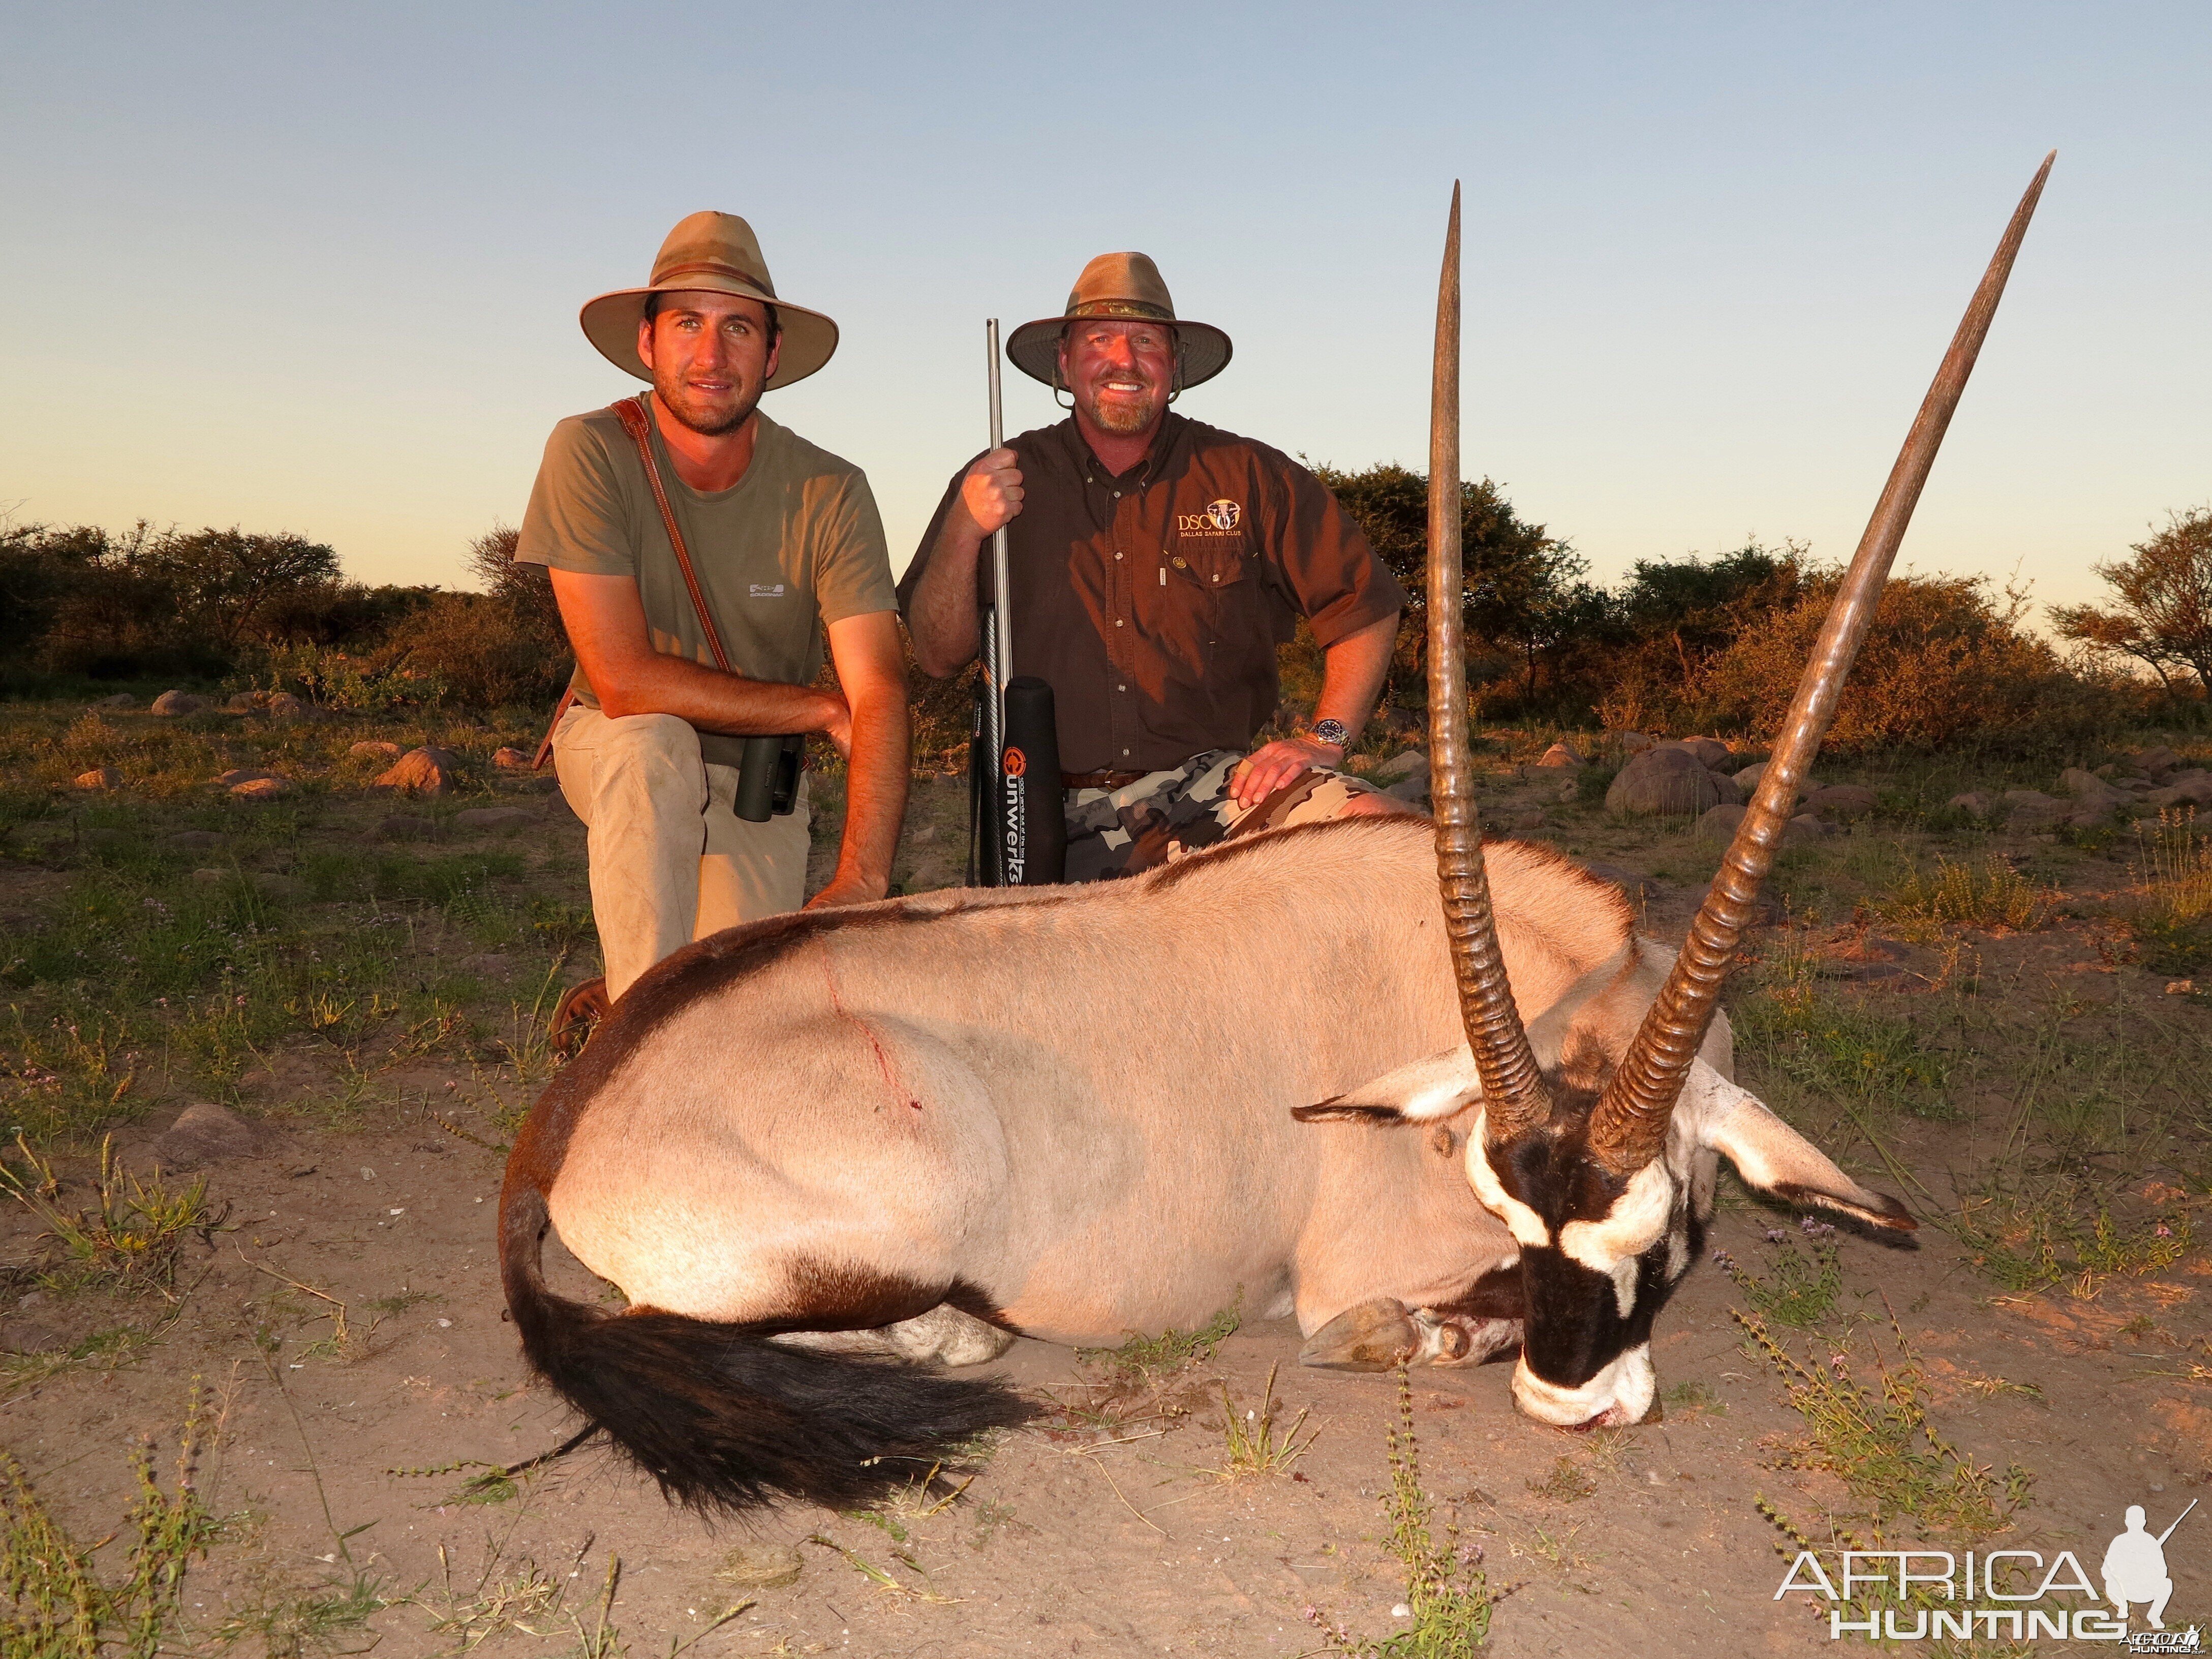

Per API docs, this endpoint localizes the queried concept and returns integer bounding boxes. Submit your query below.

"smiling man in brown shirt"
[901,253,1411,882]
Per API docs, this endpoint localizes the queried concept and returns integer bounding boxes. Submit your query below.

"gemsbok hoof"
[1300,1298,1420,1370]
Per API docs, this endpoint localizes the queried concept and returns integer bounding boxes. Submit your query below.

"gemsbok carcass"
[499,158,2052,1512]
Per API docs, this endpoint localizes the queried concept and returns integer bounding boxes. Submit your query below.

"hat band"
[1066,298,1175,322]
[651,259,775,297]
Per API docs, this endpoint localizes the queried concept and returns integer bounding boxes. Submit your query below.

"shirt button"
[1117,684,1126,692]
[1122,749,1130,757]
[1114,619,1124,627]
[1113,490,1121,498]
[1115,551,1123,560]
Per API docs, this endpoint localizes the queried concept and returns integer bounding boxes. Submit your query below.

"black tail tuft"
[501,1191,1033,1514]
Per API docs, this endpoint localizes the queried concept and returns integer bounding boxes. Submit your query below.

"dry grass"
[2127,806,2212,972]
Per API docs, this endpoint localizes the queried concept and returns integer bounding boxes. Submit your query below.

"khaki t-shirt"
[515,403,897,767]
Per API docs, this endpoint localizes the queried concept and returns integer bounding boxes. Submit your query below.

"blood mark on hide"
[820,939,923,1111]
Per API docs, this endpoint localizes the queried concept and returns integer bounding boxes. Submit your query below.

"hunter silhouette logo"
[2108,1500,2193,1635]
[1772,1499,2197,1643]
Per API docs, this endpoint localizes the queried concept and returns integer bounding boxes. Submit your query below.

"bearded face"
[637,292,781,438]
[1059,320,1176,438]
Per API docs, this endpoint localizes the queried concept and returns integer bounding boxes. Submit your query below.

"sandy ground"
[3,761,2207,1656]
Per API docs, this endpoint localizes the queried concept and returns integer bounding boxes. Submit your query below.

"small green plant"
[1214,1362,1318,1479]
[1525,1456,1597,1503]
[1733,974,1953,1124]
[1735,1306,2027,1537]
[2,1134,217,1296]
[1081,1295,1241,1377]
[213,1570,385,1657]
[1717,1224,1845,1329]
[1661,1379,1725,1419]
[0,1385,221,1659]
[1306,1368,1493,1656]
[1881,853,2057,936]
[1952,1185,2192,1293]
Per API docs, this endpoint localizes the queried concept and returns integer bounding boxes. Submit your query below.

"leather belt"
[1061,768,1149,790]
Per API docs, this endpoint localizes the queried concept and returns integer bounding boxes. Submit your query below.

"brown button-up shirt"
[900,413,1405,774]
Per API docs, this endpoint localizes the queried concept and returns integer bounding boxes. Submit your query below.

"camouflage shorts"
[1062,749,1384,883]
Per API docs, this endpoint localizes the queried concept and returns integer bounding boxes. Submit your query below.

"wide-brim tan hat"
[1005,252,1232,391]
[580,211,839,391]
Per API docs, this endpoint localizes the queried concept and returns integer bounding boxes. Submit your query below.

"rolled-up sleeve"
[1267,457,1407,647]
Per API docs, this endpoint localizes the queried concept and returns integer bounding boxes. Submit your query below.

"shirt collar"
[1071,410,1183,489]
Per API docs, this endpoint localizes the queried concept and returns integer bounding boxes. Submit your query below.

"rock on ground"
[1382,773,1430,805]
[453,806,537,831]
[150,690,208,716]
[90,692,135,710]
[1375,749,1426,780]
[1732,759,1817,801]
[74,767,121,790]
[152,1102,266,1167]
[493,746,534,770]
[1607,746,1731,816]
[350,740,403,760]
[230,777,292,801]
[1676,736,1732,770]
[373,746,464,795]
[1695,803,1745,843]
[374,814,438,841]
[1949,791,1995,820]
[1615,730,1658,754]
[1803,783,1878,818]
[1533,741,1583,769]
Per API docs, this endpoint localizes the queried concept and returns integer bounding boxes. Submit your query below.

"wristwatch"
[1309,718,1349,755]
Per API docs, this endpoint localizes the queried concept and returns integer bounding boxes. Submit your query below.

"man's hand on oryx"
[803,872,882,912]
[1231,735,1343,810]
[958,447,1024,537]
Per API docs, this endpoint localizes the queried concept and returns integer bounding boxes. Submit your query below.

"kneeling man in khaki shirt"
[516,212,908,1004]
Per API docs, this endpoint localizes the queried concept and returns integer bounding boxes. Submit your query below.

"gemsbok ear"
[1291,1048,1481,1127]
[1685,1064,1918,1232]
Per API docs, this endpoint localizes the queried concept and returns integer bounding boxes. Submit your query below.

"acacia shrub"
[1685,570,2120,755]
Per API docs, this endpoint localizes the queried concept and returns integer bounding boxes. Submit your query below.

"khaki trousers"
[552,706,812,999]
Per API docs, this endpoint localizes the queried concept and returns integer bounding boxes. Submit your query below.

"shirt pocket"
[1159,541,1256,677]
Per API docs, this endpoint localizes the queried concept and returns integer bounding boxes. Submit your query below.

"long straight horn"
[1587,152,2056,1178]
[1428,182,1550,1140]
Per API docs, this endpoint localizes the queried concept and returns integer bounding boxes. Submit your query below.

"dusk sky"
[4,3,2205,613]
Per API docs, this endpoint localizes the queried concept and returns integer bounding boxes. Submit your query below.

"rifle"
[967,318,1066,886]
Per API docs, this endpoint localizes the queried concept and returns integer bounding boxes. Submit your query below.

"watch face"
[1313,719,1348,747]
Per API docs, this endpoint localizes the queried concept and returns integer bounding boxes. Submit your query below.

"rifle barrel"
[2157,1497,2197,1545]
[987,319,1012,684]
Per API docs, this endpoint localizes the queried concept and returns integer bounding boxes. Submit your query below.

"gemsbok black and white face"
[1312,156,2051,1427]
[1301,958,1918,1427]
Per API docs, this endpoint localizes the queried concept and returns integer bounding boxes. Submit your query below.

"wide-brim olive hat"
[1005,252,1232,391]
[579,211,839,391]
